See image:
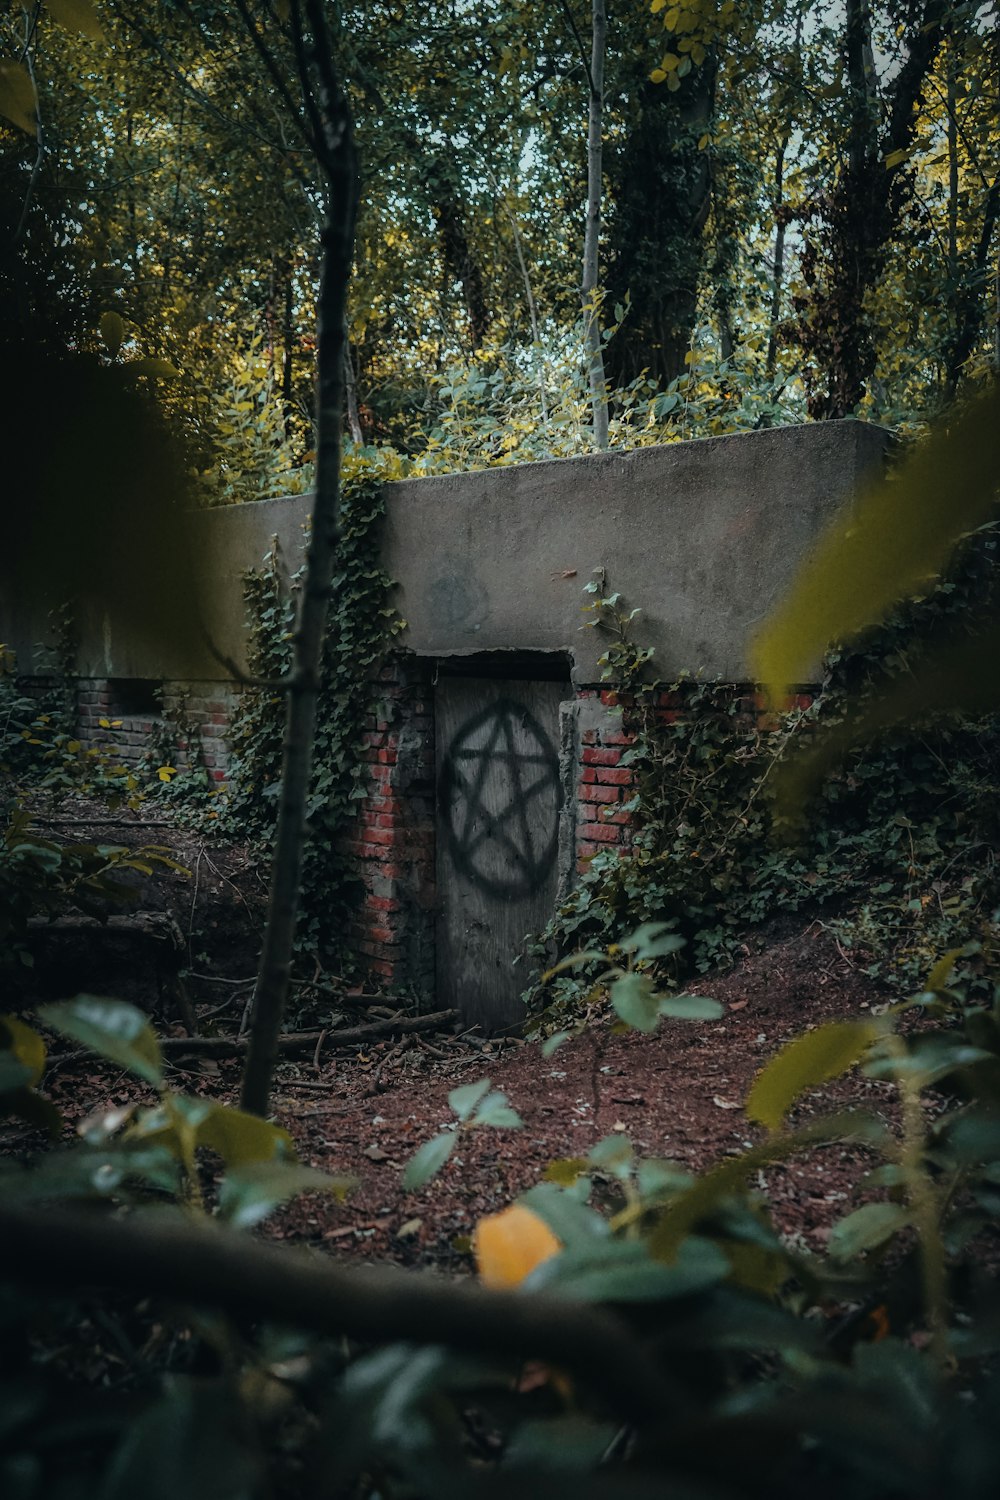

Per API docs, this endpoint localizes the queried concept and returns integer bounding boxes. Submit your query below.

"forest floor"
[10,799,907,1275]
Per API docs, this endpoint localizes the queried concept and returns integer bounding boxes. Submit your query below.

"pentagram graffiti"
[439,697,562,899]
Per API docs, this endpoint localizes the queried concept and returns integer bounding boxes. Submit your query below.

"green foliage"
[0,997,354,1215]
[529,531,1000,1024]
[402,1077,524,1190]
[224,461,402,973]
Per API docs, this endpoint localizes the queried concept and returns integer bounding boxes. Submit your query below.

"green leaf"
[588,1134,634,1179]
[45,0,105,42]
[620,922,685,960]
[402,1131,455,1190]
[0,1144,180,1201]
[541,1029,571,1057]
[542,950,607,981]
[519,1183,609,1246]
[609,971,660,1032]
[122,357,182,381]
[747,1020,882,1132]
[864,1036,993,1088]
[828,1201,911,1262]
[0,1015,46,1085]
[0,62,37,135]
[194,1100,294,1166]
[752,386,1000,701]
[39,996,163,1087]
[525,1235,727,1302]
[99,310,125,357]
[471,1090,523,1128]
[925,948,963,994]
[101,1377,258,1500]
[658,993,724,1021]
[543,1156,589,1186]
[218,1161,355,1229]
[448,1078,491,1122]
[0,1052,33,1095]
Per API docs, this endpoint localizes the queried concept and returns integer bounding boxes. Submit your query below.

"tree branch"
[0,1204,681,1426]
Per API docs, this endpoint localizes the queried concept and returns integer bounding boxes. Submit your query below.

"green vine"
[224,467,401,972]
[528,531,1000,1023]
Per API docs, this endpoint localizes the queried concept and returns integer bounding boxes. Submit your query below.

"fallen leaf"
[474,1204,561,1288]
[323,1225,356,1240]
[364,1143,389,1161]
[713,1096,738,1110]
[729,1000,749,1012]
[397,1217,423,1239]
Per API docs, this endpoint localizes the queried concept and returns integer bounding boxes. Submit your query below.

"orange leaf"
[473,1203,561,1289]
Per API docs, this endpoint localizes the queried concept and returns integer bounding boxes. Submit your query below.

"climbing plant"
[224,463,402,973]
[528,514,1000,1026]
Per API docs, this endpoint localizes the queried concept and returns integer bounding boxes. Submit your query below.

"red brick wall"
[342,656,436,994]
[76,678,238,783]
[69,665,814,999]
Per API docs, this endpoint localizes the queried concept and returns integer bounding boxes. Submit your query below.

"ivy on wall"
[225,468,402,968]
[529,527,1000,1021]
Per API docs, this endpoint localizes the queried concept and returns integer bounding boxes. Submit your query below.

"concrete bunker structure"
[5,421,889,1028]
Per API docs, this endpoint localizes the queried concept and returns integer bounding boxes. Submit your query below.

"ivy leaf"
[402,1131,456,1190]
[39,996,163,1088]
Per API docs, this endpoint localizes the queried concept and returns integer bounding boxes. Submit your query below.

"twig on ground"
[162,1009,457,1059]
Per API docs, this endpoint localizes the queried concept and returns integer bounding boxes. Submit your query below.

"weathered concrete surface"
[4,421,888,683]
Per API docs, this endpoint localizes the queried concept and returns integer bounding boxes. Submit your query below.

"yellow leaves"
[0,62,38,136]
[157,766,177,783]
[474,1203,561,1289]
[884,147,912,170]
[46,0,105,42]
[751,385,1000,704]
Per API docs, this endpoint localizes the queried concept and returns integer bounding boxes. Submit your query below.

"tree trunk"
[581,0,608,449]
[240,3,360,1118]
[766,141,787,378]
[801,0,946,419]
[603,62,715,390]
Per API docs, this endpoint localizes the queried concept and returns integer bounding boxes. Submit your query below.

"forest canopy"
[1,0,997,499]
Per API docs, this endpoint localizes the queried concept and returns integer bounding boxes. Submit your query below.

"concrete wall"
[2,420,889,685]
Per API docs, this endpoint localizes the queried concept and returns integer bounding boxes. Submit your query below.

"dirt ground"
[13,792,906,1274]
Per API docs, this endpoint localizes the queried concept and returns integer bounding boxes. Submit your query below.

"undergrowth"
[528,524,1000,1025]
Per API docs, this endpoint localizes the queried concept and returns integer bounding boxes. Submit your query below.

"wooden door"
[436,676,567,1030]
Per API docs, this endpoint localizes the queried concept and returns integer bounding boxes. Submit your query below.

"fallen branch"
[160,1009,457,1058]
[0,1204,679,1425]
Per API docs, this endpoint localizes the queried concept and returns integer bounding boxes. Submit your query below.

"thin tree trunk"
[343,326,363,444]
[240,3,360,1118]
[946,39,959,281]
[766,135,789,378]
[581,0,608,450]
